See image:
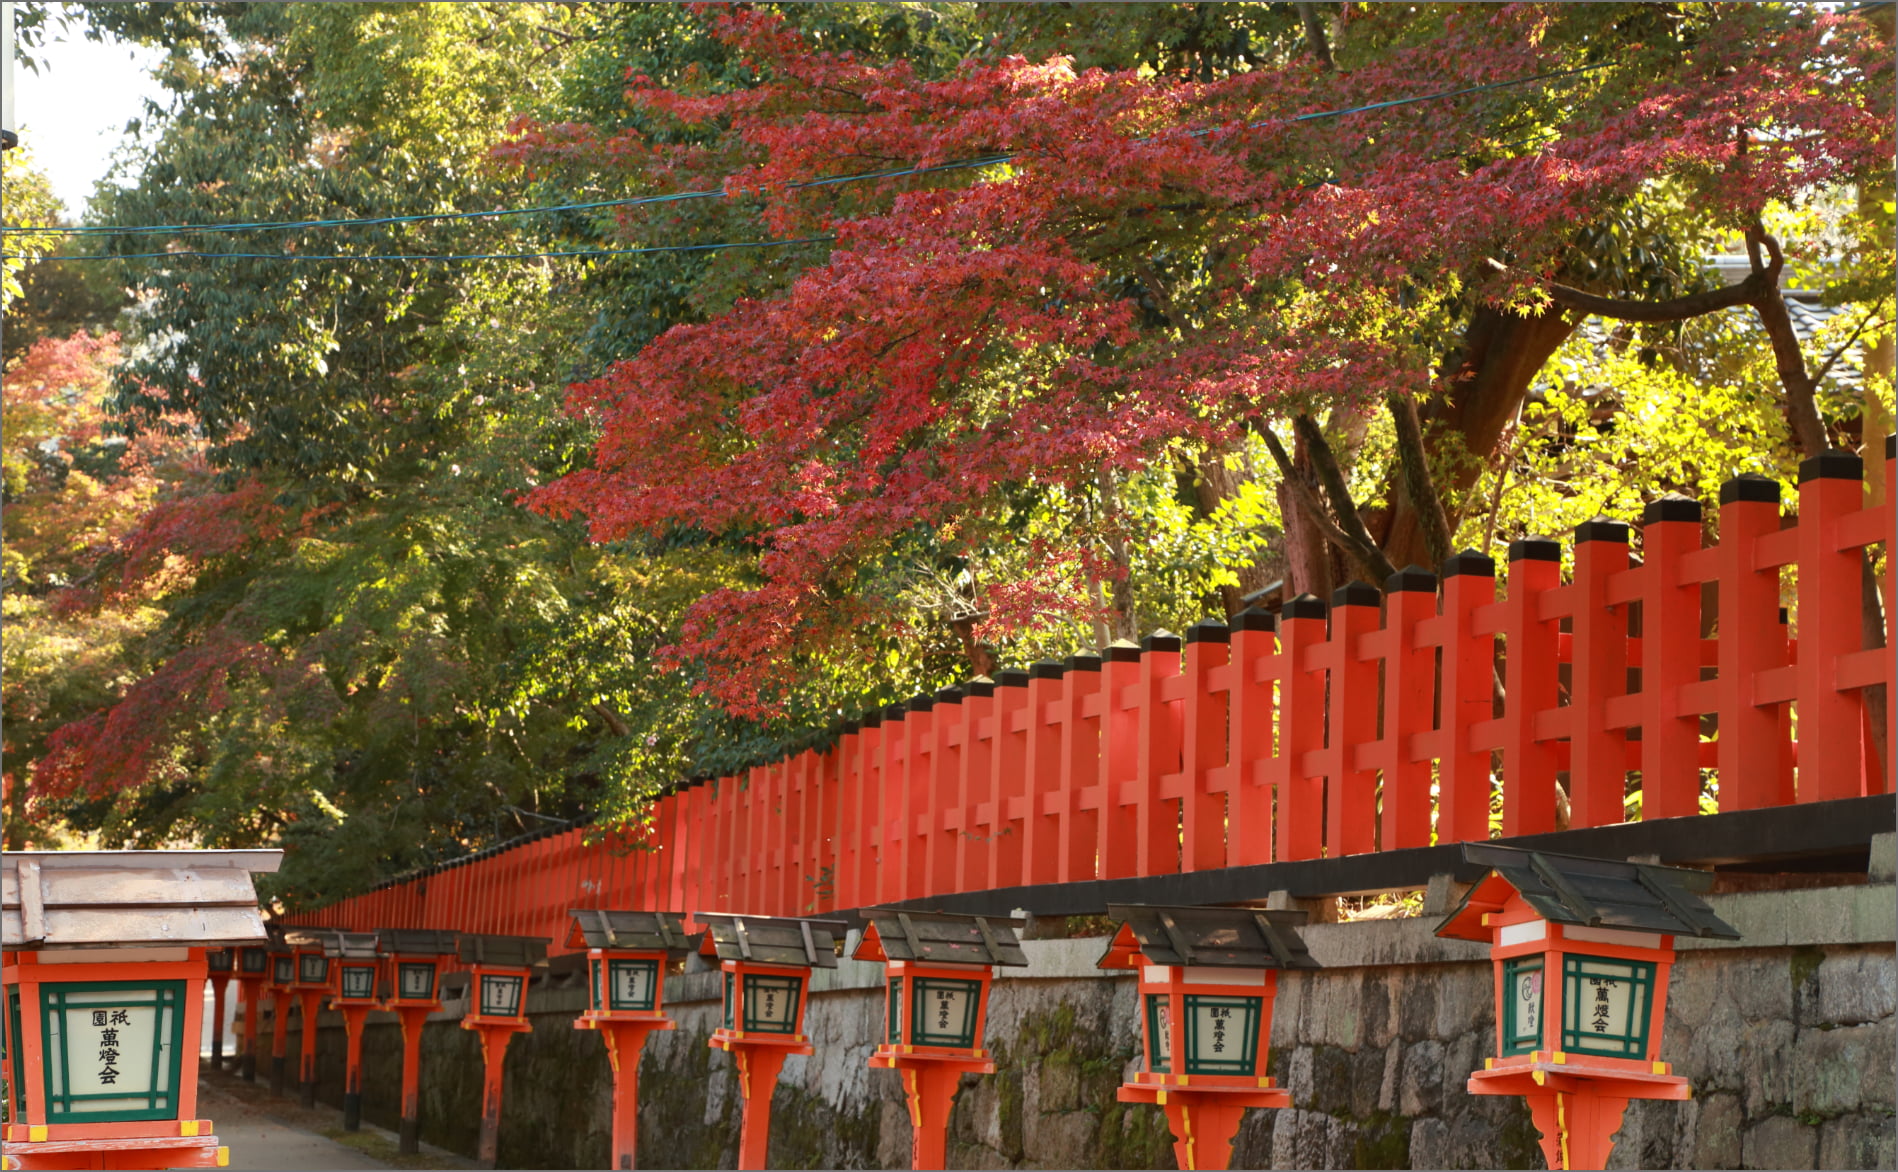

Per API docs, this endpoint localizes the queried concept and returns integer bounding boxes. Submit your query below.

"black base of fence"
[400,1116,421,1155]
[876,793,1894,919]
[343,1092,362,1132]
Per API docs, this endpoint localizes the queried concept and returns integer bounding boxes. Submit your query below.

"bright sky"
[11,32,168,218]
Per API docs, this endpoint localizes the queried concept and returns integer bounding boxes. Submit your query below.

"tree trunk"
[1380,305,1578,567]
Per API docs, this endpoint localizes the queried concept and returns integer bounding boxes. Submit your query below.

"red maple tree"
[507,3,1891,715]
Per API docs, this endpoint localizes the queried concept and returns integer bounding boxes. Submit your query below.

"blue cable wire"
[5,236,837,263]
[0,63,1604,242]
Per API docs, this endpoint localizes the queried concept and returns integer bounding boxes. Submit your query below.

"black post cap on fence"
[1643,494,1701,524]
[1441,549,1495,578]
[935,685,965,705]
[1066,652,1104,673]
[1719,472,1780,505]
[1507,537,1561,562]
[1231,606,1278,631]
[1141,630,1182,653]
[1029,659,1067,680]
[1331,580,1380,608]
[1103,639,1142,663]
[1799,448,1863,483]
[1185,619,1231,644]
[1574,518,1630,545]
[995,667,1032,688]
[1282,593,1328,620]
[965,676,997,698]
[1386,565,1437,593]
[908,695,935,713]
[862,710,884,728]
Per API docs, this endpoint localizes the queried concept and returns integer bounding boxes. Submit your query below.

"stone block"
[1408,1116,1450,1171]
[1815,948,1898,1026]
[1818,1112,1898,1170]
[1793,1020,1897,1119]
[1674,990,1746,1092]
[1396,969,1439,1041]
[876,1099,913,1169]
[1433,965,1493,1042]
[1688,1091,1742,1170]
[1022,1109,1097,1169]
[1722,951,1796,1023]
[1741,1113,1817,1170]
[1287,1043,1315,1103]
[1377,1039,1400,1114]
[1399,1038,1446,1117]
[1605,1097,1678,1171]
[1361,973,1397,1049]
[1349,1043,1387,1118]
[1741,1018,1796,1116]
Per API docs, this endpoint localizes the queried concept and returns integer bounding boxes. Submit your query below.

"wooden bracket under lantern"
[456,933,549,1170]
[1,848,280,1171]
[567,910,702,1172]
[1099,903,1319,1172]
[374,928,458,1156]
[696,913,848,1172]
[853,909,1027,1170]
[1435,843,1741,1171]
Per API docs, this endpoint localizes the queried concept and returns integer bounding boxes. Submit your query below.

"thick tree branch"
[1387,392,1454,568]
[1293,414,1400,583]
[1484,256,1769,323]
[1296,2,1335,71]
[1741,226,1828,457]
[1261,421,1398,586]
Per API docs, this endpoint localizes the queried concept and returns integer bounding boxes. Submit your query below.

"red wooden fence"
[295,450,1895,956]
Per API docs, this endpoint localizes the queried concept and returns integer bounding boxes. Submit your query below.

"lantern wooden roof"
[1434,843,1741,943]
[695,913,848,968]
[1,849,281,950]
[378,927,459,956]
[853,909,1029,967]
[312,929,382,960]
[565,909,701,958]
[1097,903,1319,970]
[456,933,551,969]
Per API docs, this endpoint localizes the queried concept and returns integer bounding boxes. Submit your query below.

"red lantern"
[317,931,381,1132]
[853,910,1026,1170]
[1436,844,1740,1170]
[1099,903,1317,1171]
[374,928,458,1156]
[456,934,549,1169]
[568,910,701,1172]
[697,914,847,1171]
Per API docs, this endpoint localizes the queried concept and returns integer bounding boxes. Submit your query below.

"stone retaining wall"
[274,879,1896,1169]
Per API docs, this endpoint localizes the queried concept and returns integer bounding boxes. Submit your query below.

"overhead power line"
[0,62,1605,248]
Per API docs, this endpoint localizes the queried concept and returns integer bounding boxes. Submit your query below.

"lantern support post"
[268,986,291,1095]
[314,930,383,1132]
[396,1004,430,1152]
[697,914,848,1171]
[1099,904,1319,1172]
[567,909,702,1171]
[853,909,1030,1170]
[456,933,550,1171]
[1435,844,1742,1170]
[207,968,231,1071]
[294,989,323,1108]
[238,973,263,1082]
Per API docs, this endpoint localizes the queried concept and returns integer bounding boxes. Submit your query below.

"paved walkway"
[195,1066,474,1171]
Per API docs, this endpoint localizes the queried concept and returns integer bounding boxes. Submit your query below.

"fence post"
[927,688,965,900]
[1181,620,1231,873]
[902,697,936,901]
[1057,654,1104,884]
[1326,584,1381,858]
[1135,632,1184,877]
[1380,569,1438,851]
[1570,520,1632,829]
[1796,450,1868,801]
[1639,498,1706,820]
[1098,642,1143,879]
[990,670,1032,890]
[1021,662,1068,887]
[1438,551,1497,845]
[957,680,996,894]
[1226,608,1278,866]
[834,722,862,910]
[860,711,888,907]
[877,706,907,905]
[1501,539,1562,836]
[1274,596,1327,862]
